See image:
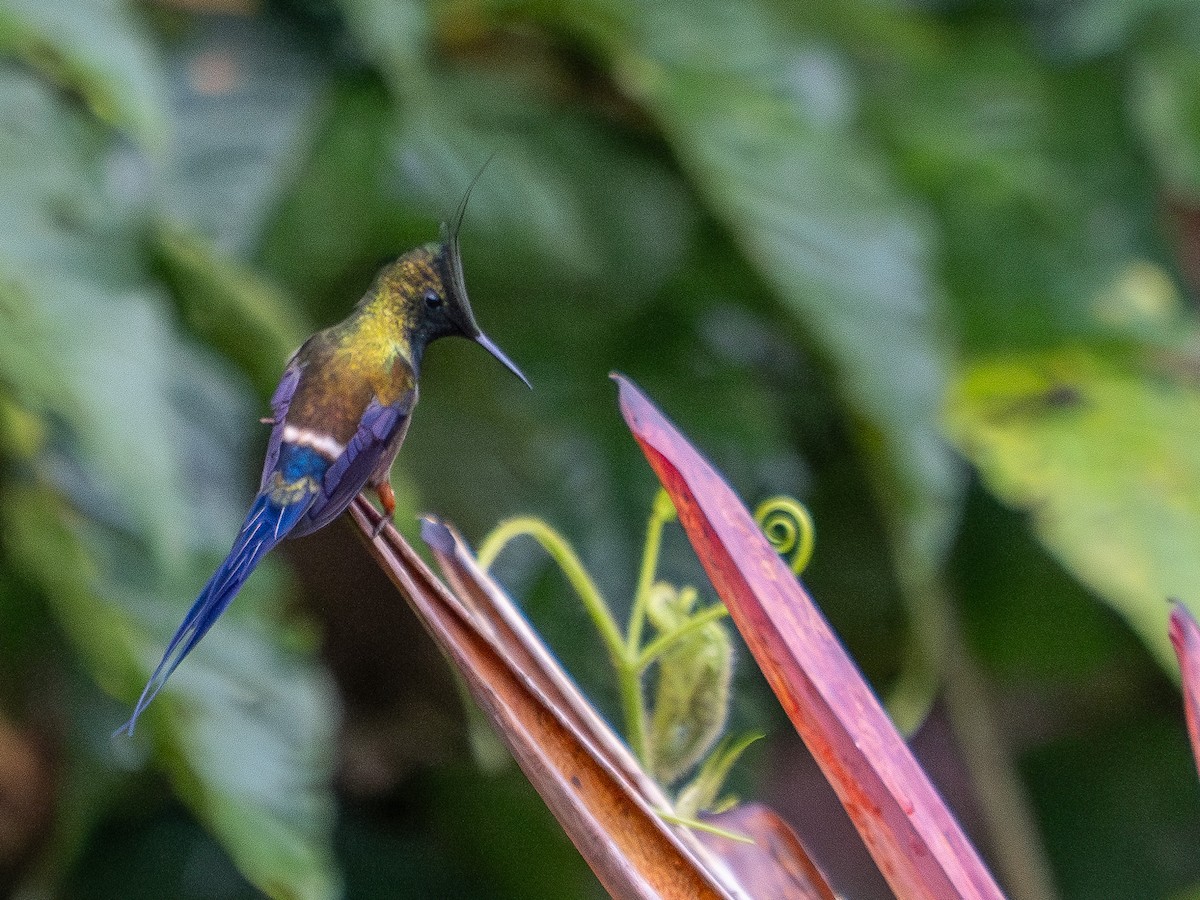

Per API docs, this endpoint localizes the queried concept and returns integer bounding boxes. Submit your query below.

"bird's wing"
[259,353,305,489]
[287,388,416,539]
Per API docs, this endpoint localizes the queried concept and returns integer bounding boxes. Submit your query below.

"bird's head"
[370,227,529,388]
[369,160,529,387]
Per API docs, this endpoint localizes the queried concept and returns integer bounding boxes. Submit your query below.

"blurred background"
[3,0,1200,897]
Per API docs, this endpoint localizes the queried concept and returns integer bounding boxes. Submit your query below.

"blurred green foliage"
[3,0,1200,897]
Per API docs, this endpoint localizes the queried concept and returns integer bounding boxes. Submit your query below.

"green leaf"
[566,0,961,572]
[947,345,1200,672]
[153,224,309,397]
[1035,0,1200,60]
[0,67,187,556]
[335,0,431,93]
[160,16,326,258]
[311,1,695,304]
[0,65,143,274]
[257,76,420,308]
[1132,41,1200,203]
[4,485,340,900]
[262,74,693,317]
[0,0,165,147]
[42,290,202,556]
[392,82,694,296]
[0,62,338,898]
[868,23,1159,356]
[0,289,75,431]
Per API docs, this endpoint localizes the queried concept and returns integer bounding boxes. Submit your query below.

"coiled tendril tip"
[754,495,814,576]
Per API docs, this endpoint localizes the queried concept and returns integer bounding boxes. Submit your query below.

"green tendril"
[477,489,758,804]
[654,809,755,844]
[626,489,678,656]
[476,517,626,668]
[477,515,654,760]
[754,495,814,575]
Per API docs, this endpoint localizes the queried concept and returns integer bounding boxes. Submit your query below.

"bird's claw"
[372,482,396,538]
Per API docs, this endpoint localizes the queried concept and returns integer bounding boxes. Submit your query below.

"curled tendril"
[754,496,814,575]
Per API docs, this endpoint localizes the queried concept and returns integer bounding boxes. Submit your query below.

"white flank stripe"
[283,424,345,459]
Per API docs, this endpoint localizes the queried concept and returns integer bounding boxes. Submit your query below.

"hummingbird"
[115,204,529,737]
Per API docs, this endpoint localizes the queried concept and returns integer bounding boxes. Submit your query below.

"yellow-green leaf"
[645,583,733,785]
[947,347,1200,671]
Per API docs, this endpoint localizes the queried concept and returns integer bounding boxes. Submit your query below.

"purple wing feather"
[260,356,303,488]
[288,392,414,539]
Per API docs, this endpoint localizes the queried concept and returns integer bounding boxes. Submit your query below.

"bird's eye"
[424,289,443,309]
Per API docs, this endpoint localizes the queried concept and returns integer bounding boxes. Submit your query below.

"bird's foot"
[372,482,396,538]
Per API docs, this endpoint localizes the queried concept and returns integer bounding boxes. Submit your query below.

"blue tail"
[114,491,315,737]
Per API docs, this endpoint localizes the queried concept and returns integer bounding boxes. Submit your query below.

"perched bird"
[115,209,528,737]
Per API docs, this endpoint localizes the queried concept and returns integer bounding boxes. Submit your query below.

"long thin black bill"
[476,333,531,389]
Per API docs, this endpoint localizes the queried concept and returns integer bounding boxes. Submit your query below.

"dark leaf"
[558,0,961,575]
[0,0,165,147]
[4,485,340,900]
